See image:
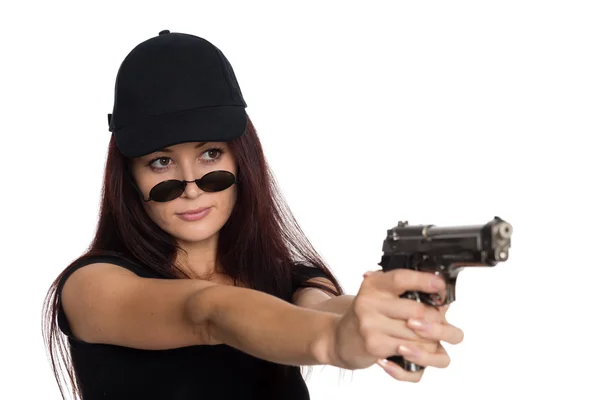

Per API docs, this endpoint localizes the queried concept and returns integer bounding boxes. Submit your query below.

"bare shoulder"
[61,262,219,349]
[292,277,337,306]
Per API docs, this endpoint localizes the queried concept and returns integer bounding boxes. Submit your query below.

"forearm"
[190,285,338,367]
[309,294,355,314]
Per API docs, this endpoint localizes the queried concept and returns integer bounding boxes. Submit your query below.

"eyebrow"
[154,142,208,153]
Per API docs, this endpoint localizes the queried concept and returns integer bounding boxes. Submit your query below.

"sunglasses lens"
[149,180,185,202]
[197,170,236,192]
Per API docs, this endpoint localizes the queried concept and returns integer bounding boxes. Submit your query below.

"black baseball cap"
[107,30,248,158]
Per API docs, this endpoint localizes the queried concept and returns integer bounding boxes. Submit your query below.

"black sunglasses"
[127,170,238,203]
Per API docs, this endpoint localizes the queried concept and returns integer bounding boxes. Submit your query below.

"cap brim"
[114,105,247,158]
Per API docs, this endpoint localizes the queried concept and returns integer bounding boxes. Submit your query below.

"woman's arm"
[62,262,340,367]
[61,263,221,349]
[188,285,339,367]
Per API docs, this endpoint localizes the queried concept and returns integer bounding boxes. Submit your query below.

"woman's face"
[129,141,238,244]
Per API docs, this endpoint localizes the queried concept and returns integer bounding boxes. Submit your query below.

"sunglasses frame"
[125,168,238,203]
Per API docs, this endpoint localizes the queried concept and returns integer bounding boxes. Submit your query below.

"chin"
[168,225,219,243]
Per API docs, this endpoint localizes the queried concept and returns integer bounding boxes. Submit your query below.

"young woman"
[42,30,463,400]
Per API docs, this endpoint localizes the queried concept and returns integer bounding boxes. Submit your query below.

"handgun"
[377,216,513,372]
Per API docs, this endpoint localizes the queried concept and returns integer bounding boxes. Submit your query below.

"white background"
[1,1,598,399]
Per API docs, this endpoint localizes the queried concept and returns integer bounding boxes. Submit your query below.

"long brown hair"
[42,115,349,399]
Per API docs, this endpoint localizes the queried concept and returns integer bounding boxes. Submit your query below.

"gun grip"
[384,286,454,372]
[383,291,428,371]
[383,272,460,371]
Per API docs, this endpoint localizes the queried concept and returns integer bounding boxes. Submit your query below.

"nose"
[181,179,202,199]
[179,164,202,199]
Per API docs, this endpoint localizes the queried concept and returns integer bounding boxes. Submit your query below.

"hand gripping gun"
[377,216,513,372]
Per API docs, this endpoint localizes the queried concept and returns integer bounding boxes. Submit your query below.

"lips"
[178,206,210,215]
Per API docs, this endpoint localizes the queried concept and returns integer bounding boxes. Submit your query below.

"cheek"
[143,203,169,226]
[225,185,238,208]
[211,188,238,223]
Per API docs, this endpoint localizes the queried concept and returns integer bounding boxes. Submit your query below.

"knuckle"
[411,302,427,319]
[392,270,406,288]
[352,297,364,313]
[420,273,434,289]
[354,292,376,311]
[393,269,415,288]
[357,316,377,339]
[363,335,383,355]
[360,275,374,289]
[353,297,370,316]
[429,322,442,338]
[424,306,444,323]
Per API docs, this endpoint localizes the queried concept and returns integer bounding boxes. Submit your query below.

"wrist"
[311,313,343,367]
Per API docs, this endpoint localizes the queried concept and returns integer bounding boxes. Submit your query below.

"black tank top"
[56,255,331,400]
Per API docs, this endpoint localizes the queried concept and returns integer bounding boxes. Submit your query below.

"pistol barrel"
[384,217,512,264]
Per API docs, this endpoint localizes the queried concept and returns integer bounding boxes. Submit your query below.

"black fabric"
[108,30,248,158]
[292,264,335,292]
[57,255,331,400]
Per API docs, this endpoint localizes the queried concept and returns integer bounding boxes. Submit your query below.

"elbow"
[183,285,222,345]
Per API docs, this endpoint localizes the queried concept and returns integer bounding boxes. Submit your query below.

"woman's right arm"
[187,283,338,367]
[193,269,463,375]
[60,262,336,367]
[60,262,221,350]
[62,262,462,375]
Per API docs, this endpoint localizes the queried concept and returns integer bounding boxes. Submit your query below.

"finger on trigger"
[389,269,446,296]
